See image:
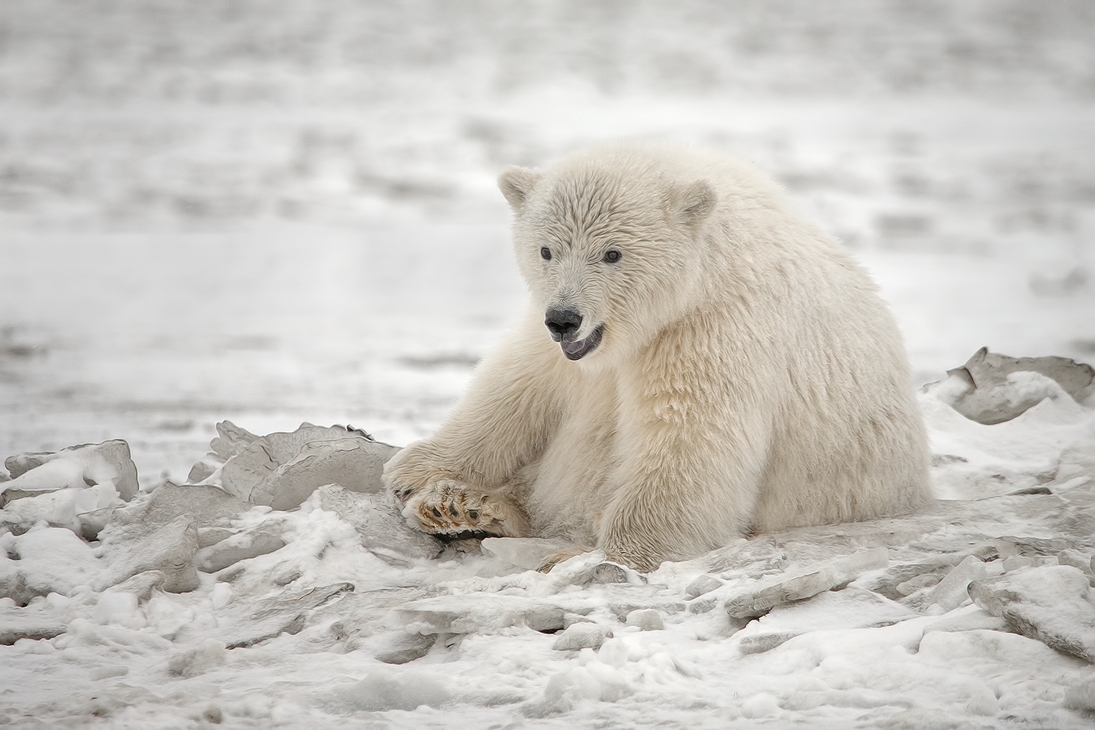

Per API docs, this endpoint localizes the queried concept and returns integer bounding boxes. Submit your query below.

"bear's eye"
[603,249,621,264]
[540,247,552,261]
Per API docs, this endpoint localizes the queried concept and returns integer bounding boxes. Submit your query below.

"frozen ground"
[2,1,1095,727]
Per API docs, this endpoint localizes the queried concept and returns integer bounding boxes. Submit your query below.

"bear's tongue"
[559,324,603,361]
[561,339,587,357]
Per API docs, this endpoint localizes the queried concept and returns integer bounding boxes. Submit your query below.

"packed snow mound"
[2,352,1095,727]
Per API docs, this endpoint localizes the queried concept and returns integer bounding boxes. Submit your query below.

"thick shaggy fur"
[383,144,931,571]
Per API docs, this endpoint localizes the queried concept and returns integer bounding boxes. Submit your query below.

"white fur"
[383,144,931,571]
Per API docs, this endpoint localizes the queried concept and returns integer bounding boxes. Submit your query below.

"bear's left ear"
[671,180,717,226]
[498,166,543,214]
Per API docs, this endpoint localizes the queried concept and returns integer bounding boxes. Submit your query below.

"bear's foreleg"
[599,333,771,571]
[383,311,562,538]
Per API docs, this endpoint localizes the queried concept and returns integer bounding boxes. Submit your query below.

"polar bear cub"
[383,144,931,571]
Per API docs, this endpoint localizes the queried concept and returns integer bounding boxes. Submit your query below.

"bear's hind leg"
[402,479,530,538]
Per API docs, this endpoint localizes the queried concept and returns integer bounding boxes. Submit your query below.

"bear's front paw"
[403,480,528,538]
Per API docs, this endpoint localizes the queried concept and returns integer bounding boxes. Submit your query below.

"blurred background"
[1,0,1093,485]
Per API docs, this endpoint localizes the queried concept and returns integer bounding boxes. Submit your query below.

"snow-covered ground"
[2,1,1095,726]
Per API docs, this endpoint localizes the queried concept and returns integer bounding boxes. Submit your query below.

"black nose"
[545,308,582,342]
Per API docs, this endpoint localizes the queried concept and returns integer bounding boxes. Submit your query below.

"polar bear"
[383,144,931,571]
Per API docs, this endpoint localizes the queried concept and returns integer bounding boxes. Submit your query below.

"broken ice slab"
[1,483,123,537]
[313,485,441,560]
[107,482,247,533]
[0,595,68,645]
[99,515,200,593]
[925,555,1003,612]
[723,547,889,620]
[398,593,566,635]
[194,523,286,573]
[217,582,355,649]
[189,420,342,481]
[924,347,1095,425]
[732,587,915,655]
[968,565,1095,663]
[210,423,401,509]
[0,615,66,645]
[91,482,248,587]
[1,439,138,505]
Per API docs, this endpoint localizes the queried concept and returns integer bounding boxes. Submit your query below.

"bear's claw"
[402,479,528,538]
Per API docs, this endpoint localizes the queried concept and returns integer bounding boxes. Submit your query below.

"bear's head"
[499,147,717,366]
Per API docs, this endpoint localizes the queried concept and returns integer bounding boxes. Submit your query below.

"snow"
[2,1,1095,727]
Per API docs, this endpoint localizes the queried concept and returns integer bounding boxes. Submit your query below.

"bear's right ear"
[671,180,717,226]
[498,166,542,214]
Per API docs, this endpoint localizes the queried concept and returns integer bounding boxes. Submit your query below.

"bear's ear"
[671,180,717,226]
[498,166,542,214]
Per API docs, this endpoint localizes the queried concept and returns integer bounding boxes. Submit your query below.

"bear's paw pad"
[403,480,517,537]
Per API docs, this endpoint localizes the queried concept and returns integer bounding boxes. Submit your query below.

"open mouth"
[560,324,604,361]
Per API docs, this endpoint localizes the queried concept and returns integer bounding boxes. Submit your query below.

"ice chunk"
[364,630,438,665]
[99,515,199,593]
[624,608,664,631]
[219,582,354,649]
[925,555,992,612]
[107,482,246,533]
[723,547,889,619]
[925,348,1095,425]
[968,565,1095,662]
[111,570,166,602]
[3,439,138,504]
[684,574,723,599]
[733,587,914,655]
[1,482,123,536]
[0,602,66,644]
[862,555,967,604]
[186,421,260,482]
[209,420,262,461]
[210,422,400,508]
[0,526,103,603]
[481,537,575,571]
[547,551,646,588]
[313,484,440,560]
[243,438,400,510]
[552,622,612,651]
[194,523,286,573]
